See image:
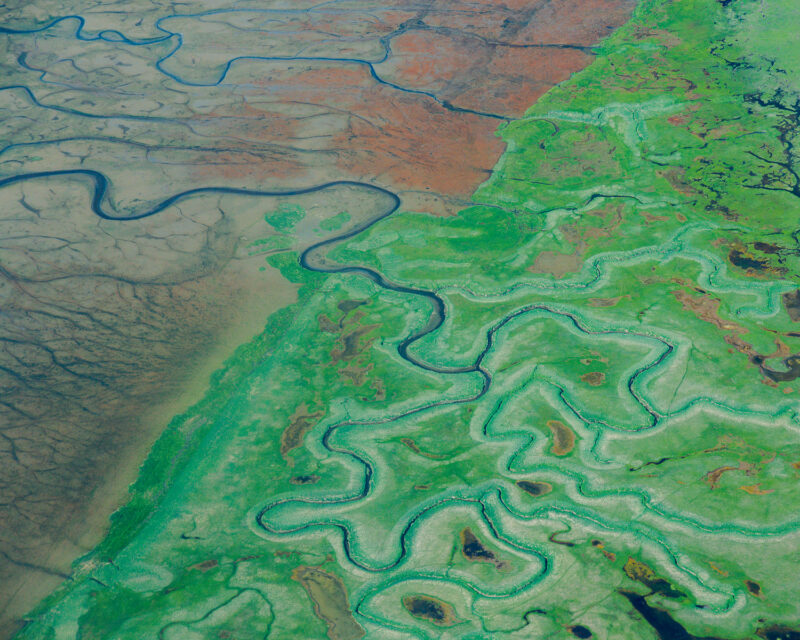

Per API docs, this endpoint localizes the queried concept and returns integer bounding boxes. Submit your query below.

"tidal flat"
[4,0,800,639]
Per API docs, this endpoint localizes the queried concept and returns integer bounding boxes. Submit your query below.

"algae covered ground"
[10,0,800,638]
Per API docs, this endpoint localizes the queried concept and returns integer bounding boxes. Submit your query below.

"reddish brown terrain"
[186,0,639,209]
[0,0,637,634]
